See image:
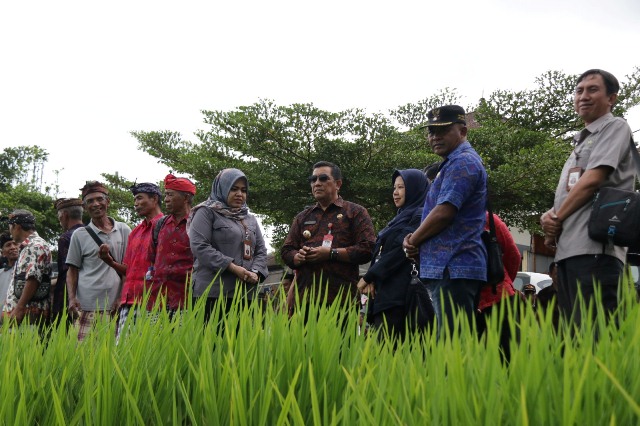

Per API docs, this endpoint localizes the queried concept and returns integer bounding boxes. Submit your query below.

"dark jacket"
[364,214,422,315]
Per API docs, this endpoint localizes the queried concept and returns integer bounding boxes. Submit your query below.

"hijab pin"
[303,230,312,239]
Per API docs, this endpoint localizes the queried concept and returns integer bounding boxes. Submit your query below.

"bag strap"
[485,177,498,240]
[85,224,118,261]
[486,182,500,295]
[152,215,168,249]
[84,225,104,248]
[486,198,497,239]
[149,215,168,264]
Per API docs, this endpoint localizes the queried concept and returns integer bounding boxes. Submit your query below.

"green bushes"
[1,285,640,425]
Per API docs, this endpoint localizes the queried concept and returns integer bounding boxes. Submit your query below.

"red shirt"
[120,213,164,305]
[147,214,193,310]
[478,213,520,311]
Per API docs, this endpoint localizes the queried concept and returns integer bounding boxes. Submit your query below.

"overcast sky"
[1,0,639,199]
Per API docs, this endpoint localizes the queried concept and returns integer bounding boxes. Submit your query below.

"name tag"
[243,239,252,260]
[566,167,582,191]
[322,233,333,248]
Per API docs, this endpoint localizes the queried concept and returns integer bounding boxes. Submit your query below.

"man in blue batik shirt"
[403,105,487,336]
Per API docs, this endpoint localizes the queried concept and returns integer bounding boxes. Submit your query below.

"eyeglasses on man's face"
[308,174,332,184]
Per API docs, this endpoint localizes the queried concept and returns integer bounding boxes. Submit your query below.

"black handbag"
[404,262,435,331]
[482,199,504,293]
[588,136,640,248]
[13,271,51,301]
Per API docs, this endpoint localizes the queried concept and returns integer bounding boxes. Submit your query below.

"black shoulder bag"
[588,136,640,248]
[13,271,51,301]
[482,198,505,294]
[404,262,435,331]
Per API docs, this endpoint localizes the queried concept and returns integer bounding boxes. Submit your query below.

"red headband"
[164,174,196,195]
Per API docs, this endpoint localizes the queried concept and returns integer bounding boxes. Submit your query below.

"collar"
[69,223,84,232]
[88,217,116,233]
[445,140,472,160]
[19,231,39,249]
[313,196,344,211]
[165,213,188,225]
[574,113,614,145]
[144,212,165,227]
[585,112,614,133]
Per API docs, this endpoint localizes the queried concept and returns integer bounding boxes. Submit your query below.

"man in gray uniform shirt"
[66,181,131,341]
[541,69,635,324]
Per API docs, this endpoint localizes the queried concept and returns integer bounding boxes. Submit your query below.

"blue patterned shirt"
[419,141,488,280]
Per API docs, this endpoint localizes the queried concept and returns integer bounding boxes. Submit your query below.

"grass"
[1,280,640,425]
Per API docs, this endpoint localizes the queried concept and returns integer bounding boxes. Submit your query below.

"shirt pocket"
[574,139,595,170]
[211,224,237,250]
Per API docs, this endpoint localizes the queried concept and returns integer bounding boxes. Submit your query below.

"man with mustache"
[66,181,131,341]
[541,69,635,324]
[145,174,195,315]
[403,105,487,337]
[116,182,163,338]
[281,161,375,308]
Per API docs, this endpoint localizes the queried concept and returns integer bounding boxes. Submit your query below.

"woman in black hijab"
[357,169,432,340]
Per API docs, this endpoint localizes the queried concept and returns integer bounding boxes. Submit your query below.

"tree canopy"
[0,147,143,246]
[0,146,60,244]
[132,68,640,246]
[3,69,639,250]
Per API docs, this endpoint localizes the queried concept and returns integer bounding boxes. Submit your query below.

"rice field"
[1,281,639,425]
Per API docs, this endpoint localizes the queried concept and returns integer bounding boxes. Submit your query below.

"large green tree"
[472,68,640,230]
[132,68,640,246]
[0,146,59,244]
[133,101,436,243]
[0,147,143,245]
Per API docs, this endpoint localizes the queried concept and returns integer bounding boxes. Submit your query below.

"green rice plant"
[1,276,640,425]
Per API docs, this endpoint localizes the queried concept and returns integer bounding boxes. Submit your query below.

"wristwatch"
[330,248,339,261]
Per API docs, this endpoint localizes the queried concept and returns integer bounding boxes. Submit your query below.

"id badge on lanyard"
[322,223,333,248]
[566,166,582,192]
[241,220,252,260]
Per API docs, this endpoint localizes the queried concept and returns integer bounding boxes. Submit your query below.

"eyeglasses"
[308,174,332,183]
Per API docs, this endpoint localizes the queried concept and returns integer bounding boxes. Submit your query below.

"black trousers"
[373,306,408,341]
[476,296,519,364]
[557,254,623,325]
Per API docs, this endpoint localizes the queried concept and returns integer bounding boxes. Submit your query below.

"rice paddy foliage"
[1,282,640,425]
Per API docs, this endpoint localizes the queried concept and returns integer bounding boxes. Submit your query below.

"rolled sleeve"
[586,118,632,170]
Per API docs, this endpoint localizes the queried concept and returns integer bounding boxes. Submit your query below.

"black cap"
[421,105,467,128]
[129,182,161,197]
[5,211,36,226]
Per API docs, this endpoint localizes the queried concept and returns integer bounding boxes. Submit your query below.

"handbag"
[404,262,435,331]
[482,199,505,293]
[588,136,640,248]
[13,271,51,301]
